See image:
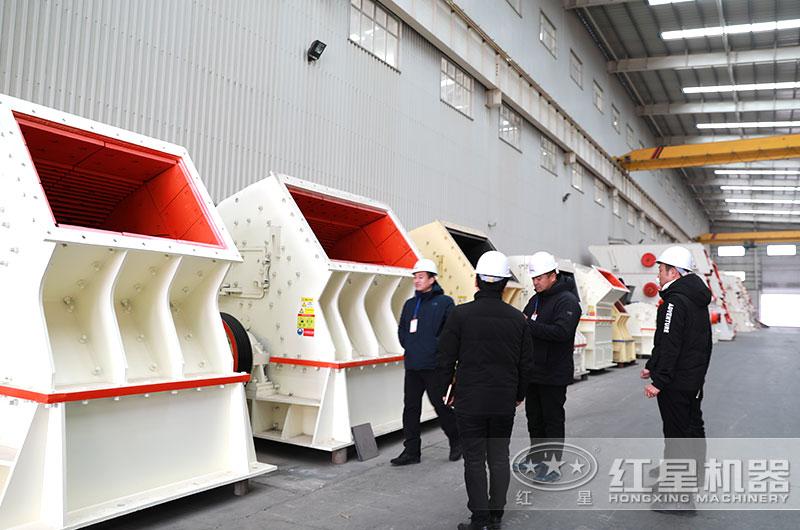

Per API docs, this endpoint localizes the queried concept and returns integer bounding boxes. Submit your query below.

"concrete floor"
[88,327,800,530]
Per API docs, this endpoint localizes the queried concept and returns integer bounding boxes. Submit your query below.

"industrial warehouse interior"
[0,1,799,529]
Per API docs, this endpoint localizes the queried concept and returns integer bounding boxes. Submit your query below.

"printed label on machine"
[297,297,315,337]
[457,295,468,305]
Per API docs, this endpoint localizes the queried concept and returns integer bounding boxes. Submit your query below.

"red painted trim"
[0,374,250,404]
[221,319,239,372]
[580,318,614,322]
[269,355,405,369]
[641,327,657,331]
[574,343,587,348]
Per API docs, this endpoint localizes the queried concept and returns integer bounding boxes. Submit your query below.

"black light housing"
[307,40,327,61]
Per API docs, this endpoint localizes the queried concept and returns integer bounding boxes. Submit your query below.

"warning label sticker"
[457,295,469,305]
[297,297,315,337]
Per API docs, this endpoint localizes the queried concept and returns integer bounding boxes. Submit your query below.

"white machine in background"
[508,256,589,381]
[217,174,423,461]
[625,302,658,358]
[719,272,758,333]
[612,302,636,363]
[588,244,736,342]
[572,264,629,370]
[410,220,522,307]
[0,94,273,530]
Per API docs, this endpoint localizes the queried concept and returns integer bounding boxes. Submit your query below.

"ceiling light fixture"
[697,121,800,129]
[648,0,694,5]
[715,169,800,175]
[682,81,800,94]
[663,18,800,40]
[721,185,800,191]
[725,198,800,205]
[728,208,800,216]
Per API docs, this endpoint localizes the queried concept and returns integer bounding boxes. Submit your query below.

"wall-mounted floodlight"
[307,40,327,61]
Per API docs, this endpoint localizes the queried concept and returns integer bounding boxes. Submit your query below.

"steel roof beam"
[640,100,800,116]
[687,178,800,186]
[694,230,800,243]
[564,0,635,9]
[608,46,800,73]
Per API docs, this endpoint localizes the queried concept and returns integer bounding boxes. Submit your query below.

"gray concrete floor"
[89,328,800,530]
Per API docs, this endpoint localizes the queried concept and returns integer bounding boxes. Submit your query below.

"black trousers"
[524,383,567,461]
[456,412,515,526]
[656,387,706,483]
[402,369,459,456]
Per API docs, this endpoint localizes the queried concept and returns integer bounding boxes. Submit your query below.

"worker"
[641,245,712,514]
[391,258,460,466]
[518,251,581,483]
[437,250,534,530]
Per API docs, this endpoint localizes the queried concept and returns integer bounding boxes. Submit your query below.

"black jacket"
[522,274,582,386]
[645,273,713,391]
[436,290,534,416]
[398,282,455,371]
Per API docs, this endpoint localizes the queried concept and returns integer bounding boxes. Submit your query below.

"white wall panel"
[1,0,698,266]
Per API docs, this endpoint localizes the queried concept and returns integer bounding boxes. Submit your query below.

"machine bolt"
[185,333,193,340]
[197,270,203,277]
[247,218,252,223]
[137,334,145,342]
[91,365,100,374]
[182,287,189,294]
[149,363,158,371]
[149,267,157,275]
[134,283,143,292]
[92,261,101,271]
[77,279,86,288]
[198,359,206,367]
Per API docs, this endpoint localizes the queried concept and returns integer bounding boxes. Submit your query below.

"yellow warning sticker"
[297,297,315,337]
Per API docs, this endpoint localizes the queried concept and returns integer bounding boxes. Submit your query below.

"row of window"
[718,245,797,257]
[350,1,662,237]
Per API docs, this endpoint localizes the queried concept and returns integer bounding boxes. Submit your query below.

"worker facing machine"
[392,258,460,466]
[518,252,581,483]
[641,246,712,514]
[437,251,534,530]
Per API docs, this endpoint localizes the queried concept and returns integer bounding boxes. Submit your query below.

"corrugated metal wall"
[0,0,701,262]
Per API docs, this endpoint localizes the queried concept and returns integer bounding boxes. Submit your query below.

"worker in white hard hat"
[640,245,713,514]
[392,258,460,466]
[516,251,581,483]
[437,250,534,530]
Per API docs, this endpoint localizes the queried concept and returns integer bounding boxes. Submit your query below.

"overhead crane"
[615,133,800,171]
[693,231,800,245]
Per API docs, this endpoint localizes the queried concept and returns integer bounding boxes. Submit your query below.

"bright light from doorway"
[683,81,800,94]
[761,294,800,327]
[663,18,800,40]
[718,245,746,257]
[697,121,800,129]
[724,270,746,282]
[766,244,797,256]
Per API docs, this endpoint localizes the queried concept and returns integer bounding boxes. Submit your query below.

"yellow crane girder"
[617,134,800,171]
[693,231,800,245]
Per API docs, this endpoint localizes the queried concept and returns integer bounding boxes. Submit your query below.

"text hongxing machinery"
[0,95,273,530]
[217,174,427,460]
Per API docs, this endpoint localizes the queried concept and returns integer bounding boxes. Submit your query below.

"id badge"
[530,313,538,321]
[409,319,418,333]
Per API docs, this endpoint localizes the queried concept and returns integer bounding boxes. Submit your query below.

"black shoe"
[390,452,420,466]
[449,444,462,461]
[650,499,697,516]
[489,514,502,529]
[457,523,490,530]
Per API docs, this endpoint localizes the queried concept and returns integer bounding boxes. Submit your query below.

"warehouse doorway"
[760,294,800,328]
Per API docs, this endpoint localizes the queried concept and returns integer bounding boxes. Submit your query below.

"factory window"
[594,177,605,206]
[569,51,582,88]
[718,245,746,257]
[541,134,558,175]
[639,212,646,233]
[611,105,620,133]
[540,12,557,57]
[649,221,656,239]
[506,0,522,16]
[571,161,585,192]
[727,271,746,282]
[613,193,621,217]
[766,244,797,256]
[499,104,522,150]
[626,125,634,148]
[592,81,603,113]
[627,203,636,226]
[350,0,401,68]
[440,57,473,117]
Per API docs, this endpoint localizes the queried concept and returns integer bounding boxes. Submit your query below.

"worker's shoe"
[457,523,490,530]
[449,443,462,461]
[650,498,697,516]
[390,451,420,466]
[532,465,561,483]
[489,514,502,529]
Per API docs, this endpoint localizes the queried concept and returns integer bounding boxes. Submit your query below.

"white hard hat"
[412,258,438,275]
[475,250,511,281]
[528,251,558,277]
[656,246,693,272]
